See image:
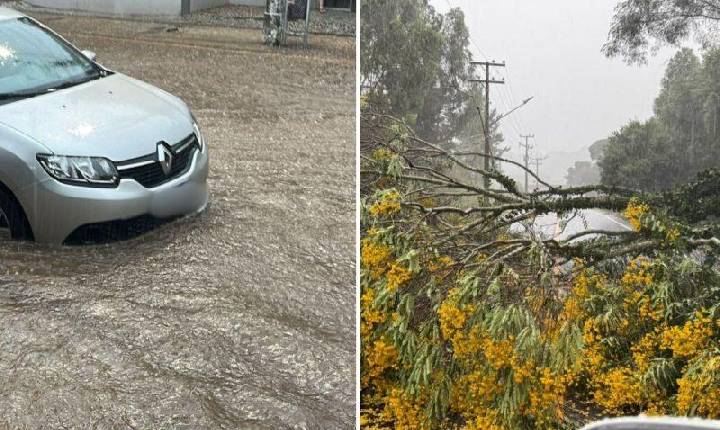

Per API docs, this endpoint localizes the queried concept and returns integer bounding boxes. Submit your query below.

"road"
[0,11,355,430]
[515,209,632,240]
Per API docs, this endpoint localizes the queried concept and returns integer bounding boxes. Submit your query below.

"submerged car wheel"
[0,186,33,241]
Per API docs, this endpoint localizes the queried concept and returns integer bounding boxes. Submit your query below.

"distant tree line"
[565,139,607,187]
[596,0,720,191]
[597,48,720,191]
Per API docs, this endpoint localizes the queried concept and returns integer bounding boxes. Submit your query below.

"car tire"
[0,186,33,241]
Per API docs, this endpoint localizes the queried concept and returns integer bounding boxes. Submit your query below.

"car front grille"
[115,134,199,188]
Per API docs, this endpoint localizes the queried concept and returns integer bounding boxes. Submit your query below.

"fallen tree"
[360,113,720,429]
[362,113,720,270]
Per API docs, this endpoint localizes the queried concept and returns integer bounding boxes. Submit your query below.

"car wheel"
[0,187,33,241]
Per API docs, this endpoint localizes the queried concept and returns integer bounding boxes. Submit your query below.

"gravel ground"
[0,12,355,430]
[1,1,356,36]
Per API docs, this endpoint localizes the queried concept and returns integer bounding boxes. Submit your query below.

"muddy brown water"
[0,13,355,430]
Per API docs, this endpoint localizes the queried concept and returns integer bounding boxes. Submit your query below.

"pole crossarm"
[469,79,506,84]
[470,61,506,67]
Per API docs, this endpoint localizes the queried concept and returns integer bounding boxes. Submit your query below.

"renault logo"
[157,143,173,176]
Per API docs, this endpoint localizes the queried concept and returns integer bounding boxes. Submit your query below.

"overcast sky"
[431,0,683,159]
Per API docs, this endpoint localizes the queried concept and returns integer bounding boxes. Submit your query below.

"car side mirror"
[81,50,97,62]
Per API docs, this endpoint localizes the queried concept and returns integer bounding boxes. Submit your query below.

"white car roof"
[581,416,720,430]
[0,7,25,21]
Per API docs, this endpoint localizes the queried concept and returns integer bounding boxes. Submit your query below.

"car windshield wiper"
[0,89,51,101]
[49,72,103,92]
[0,72,103,102]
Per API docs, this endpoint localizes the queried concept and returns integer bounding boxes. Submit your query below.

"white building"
[25,0,354,16]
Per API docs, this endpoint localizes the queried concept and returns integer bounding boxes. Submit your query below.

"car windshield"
[0,17,102,103]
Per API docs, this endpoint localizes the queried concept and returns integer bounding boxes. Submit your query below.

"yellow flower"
[632,330,660,373]
[529,367,570,421]
[438,290,468,340]
[676,356,720,417]
[624,199,650,231]
[482,338,514,370]
[369,191,401,217]
[360,288,386,340]
[386,263,411,292]
[361,238,391,279]
[365,339,398,379]
[621,258,653,288]
[372,148,394,161]
[461,408,503,430]
[660,312,714,359]
[382,388,428,430]
[665,227,681,243]
[593,367,642,412]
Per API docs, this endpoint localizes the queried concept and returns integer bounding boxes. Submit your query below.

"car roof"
[0,7,25,22]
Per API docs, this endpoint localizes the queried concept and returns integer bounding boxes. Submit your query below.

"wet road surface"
[523,209,632,240]
[0,12,355,430]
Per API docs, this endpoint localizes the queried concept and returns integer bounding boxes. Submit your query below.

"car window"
[0,17,99,98]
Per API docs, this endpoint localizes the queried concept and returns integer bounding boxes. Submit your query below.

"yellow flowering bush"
[593,367,642,412]
[369,190,402,217]
[566,259,720,419]
[361,239,391,279]
[361,136,720,429]
[660,312,714,359]
[624,199,650,231]
[386,263,412,292]
[677,355,720,417]
[362,212,720,429]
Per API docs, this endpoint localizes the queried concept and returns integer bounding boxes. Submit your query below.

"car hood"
[0,73,193,161]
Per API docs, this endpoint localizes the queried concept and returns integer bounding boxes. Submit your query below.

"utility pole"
[531,155,548,190]
[470,60,505,189]
[519,134,534,193]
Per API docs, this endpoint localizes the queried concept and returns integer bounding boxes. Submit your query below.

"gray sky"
[431,0,682,160]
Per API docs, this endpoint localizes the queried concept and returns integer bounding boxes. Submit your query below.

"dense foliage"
[360,116,720,429]
[598,48,720,191]
[603,0,720,64]
[360,0,502,149]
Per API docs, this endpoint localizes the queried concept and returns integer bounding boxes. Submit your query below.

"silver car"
[0,8,209,244]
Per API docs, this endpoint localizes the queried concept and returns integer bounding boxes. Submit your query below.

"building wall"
[228,0,264,6]
[26,0,182,16]
[190,0,227,12]
[227,0,337,9]
[26,0,345,15]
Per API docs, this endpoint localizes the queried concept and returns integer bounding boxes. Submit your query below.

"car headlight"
[191,112,205,153]
[37,154,119,187]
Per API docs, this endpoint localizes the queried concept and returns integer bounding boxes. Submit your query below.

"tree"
[603,0,720,64]
[566,160,600,187]
[565,138,607,188]
[588,138,609,162]
[599,119,676,191]
[360,0,481,143]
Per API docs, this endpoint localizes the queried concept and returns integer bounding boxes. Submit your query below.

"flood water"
[0,11,355,430]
